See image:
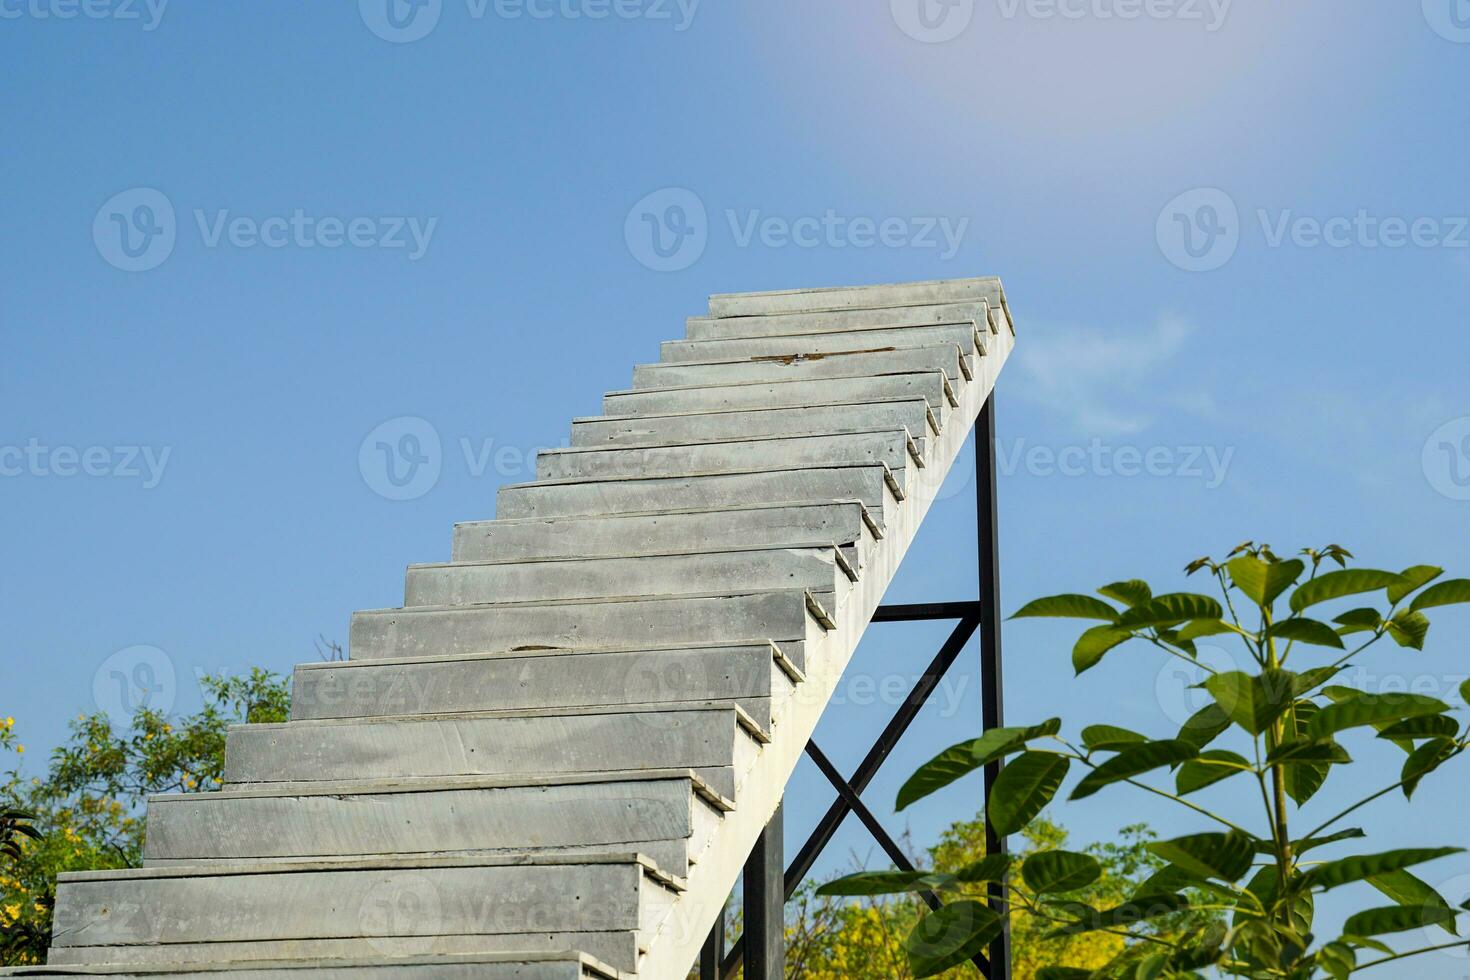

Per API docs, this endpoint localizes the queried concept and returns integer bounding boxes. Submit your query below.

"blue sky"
[3,0,1470,969]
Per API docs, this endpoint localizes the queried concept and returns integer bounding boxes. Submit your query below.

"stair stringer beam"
[639,326,1013,980]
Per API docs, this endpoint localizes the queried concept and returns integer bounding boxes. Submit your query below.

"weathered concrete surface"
[570,399,936,450]
[631,343,970,387]
[496,465,898,529]
[709,276,1006,323]
[604,370,955,417]
[292,642,800,732]
[349,589,829,673]
[660,322,984,365]
[14,952,623,979]
[404,546,852,610]
[535,429,923,482]
[222,704,765,800]
[143,774,721,879]
[451,502,878,573]
[51,856,676,954]
[685,301,992,340]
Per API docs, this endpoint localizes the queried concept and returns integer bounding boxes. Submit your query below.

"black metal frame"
[706,397,1010,980]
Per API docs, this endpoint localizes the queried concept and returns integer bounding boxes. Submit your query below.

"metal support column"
[743,805,786,980]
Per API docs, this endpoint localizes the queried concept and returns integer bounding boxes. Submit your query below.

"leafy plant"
[1,669,292,966]
[824,544,1470,977]
[0,810,40,864]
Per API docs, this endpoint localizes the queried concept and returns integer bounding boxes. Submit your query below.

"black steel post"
[698,898,724,980]
[743,804,786,980]
[976,397,1012,979]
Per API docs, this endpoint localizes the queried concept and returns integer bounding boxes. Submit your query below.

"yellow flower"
[14,744,22,754]
[2,717,13,729]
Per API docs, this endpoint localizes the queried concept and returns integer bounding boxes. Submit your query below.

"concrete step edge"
[0,951,625,979]
[155,769,735,813]
[603,369,959,408]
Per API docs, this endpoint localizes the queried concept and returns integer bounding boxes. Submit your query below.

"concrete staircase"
[9,277,1015,980]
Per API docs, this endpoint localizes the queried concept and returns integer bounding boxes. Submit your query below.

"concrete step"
[534,429,924,483]
[291,642,802,734]
[569,399,937,450]
[222,704,766,801]
[685,301,995,341]
[451,501,880,574]
[709,275,1007,321]
[659,322,986,365]
[48,855,676,973]
[10,952,624,979]
[496,465,899,529]
[603,369,955,418]
[142,772,726,880]
[349,588,831,674]
[631,342,972,388]
[404,546,855,611]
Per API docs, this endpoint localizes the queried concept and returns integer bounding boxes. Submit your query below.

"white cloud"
[1013,314,1199,435]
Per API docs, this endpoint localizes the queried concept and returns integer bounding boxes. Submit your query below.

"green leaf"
[1134,863,1199,899]
[1045,893,1190,936]
[1035,970,1092,980]
[1011,594,1119,621]
[1410,579,1470,612]
[1269,618,1346,649]
[1266,739,1352,765]
[1116,593,1224,629]
[1228,556,1305,607]
[1289,827,1366,856]
[1334,607,1384,636]
[955,854,1012,884]
[1463,678,1470,705]
[1307,692,1450,740]
[1072,625,1132,674]
[1021,850,1102,894]
[1308,847,1464,891]
[1148,831,1256,882]
[1343,903,1457,937]
[1205,669,1298,735]
[987,752,1070,835]
[905,900,1001,978]
[1176,703,1232,750]
[1070,739,1198,800]
[817,870,956,896]
[1402,737,1458,799]
[1176,750,1251,795]
[1290,568,1405,613]
[1369,869,1460,936]
[1098,580,1152,607]
[1081,725,1147,752]
[1387,610,1430,650]
[1177,618,1236,641]
[1378,715,1459,741]
[1389,565,1444,603]
[895,720,1061,811]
